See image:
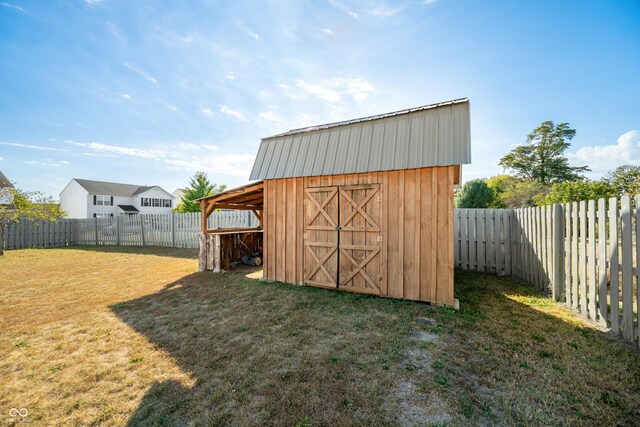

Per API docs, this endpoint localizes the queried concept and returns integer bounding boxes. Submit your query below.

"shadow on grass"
[111,270,423,426]
[111,268,640,425]
[55,245,198,259]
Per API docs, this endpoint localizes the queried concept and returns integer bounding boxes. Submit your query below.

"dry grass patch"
[1,247,638,426]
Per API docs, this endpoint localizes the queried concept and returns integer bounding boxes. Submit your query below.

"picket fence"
[2,210,257,250]
[455,194,639,347]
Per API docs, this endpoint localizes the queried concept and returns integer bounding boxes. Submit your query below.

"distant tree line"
[455,121,640,208]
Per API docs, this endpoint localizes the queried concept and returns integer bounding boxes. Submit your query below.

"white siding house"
[60,179,176,219]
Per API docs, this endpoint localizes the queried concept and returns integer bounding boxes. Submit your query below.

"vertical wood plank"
[588,199,597,320]
[597,198,608,326]
[620,195,633,340]
[609,197,620,334]
[565,204,572,307]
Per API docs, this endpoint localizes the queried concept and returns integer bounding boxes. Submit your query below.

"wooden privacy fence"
[3,210,258,250]
[455,194,639,347]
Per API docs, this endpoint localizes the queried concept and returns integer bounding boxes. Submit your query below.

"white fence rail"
[455,194,639,347]
[3,210,257,250]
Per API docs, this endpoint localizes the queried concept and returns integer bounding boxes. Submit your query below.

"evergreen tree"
[499,121,589,184]
[454,179,495,208]
[175,171,226,213]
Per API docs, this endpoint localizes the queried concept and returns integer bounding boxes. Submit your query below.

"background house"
[0,170,14,206]
[60,179,176,218]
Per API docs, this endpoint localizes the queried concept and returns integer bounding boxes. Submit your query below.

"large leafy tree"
[485,175,548,208]
[175,171,226,213]
[606,164,640,197]
[0,187,66,255]
[454,179,495,208]
[499,121,589,184]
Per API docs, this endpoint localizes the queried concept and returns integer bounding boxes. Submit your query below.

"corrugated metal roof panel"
[249,98,471,180]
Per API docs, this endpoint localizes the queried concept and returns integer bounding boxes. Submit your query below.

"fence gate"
[303,184,382,295]
[303,187,339,289]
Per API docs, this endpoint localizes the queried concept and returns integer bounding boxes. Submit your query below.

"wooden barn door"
[338,184,382,295]
[303,187,339,289]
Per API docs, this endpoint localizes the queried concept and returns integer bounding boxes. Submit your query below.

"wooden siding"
[262,166,456,306]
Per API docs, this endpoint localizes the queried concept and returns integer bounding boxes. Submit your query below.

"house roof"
[0,170,13,188]
[249,98,471,181]
[73,179,169,197]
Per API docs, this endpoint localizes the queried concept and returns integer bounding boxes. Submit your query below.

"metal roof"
[249,98,471,181]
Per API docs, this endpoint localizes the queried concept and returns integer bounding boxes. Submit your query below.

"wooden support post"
[212,234,221,272]
[198,233,207,272]
[552,203,564,301]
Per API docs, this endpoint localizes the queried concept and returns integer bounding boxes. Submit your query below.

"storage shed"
[199,98,471,307]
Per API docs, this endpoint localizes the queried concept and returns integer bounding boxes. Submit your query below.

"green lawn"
[1,247,638,426]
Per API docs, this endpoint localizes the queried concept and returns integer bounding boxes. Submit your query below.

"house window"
[95,195,112,206]
[140,197,172,208]
[93,213,112,218]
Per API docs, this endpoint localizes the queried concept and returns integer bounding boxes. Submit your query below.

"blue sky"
[0,0,639,197]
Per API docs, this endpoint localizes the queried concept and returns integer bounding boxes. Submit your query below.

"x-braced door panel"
[338,184,382,295]
[304,187,339,288]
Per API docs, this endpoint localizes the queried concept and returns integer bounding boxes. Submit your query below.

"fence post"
[116,216,121,246]
[171,212,176,248]
[552,203,565,301]
[94,217,99,245]
[140,215,146,246]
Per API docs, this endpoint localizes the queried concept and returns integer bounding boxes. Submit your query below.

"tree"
[606,164,640,197]
[0,187,66,255]
[174,171,227,213]
[454,179,495,208]
[485,175,547,208]
[499,121,589,184]
[534,180,615,205]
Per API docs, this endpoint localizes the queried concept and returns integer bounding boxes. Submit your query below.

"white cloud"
[571,130,640,177]
[0,141,68,152]
[0,156,4,161]
[249,31,260,41]
[259,111,283,123]
[423,0,437,4]
[201,109,215,115]
[201,144,219,151]
[25,159,70,167]
[0,2,24,12]
[322,28,335,35]
[327,0,358,19]
[123,62,157,84]
[225,71,238,81]
[66,140,168,160]
[165,153,255,177]
[84,0,105,5]
[296,80,340,102]
[296,78,375,103]
[219,105,245,120]
[120,93,131,99]
[369,6,403,16]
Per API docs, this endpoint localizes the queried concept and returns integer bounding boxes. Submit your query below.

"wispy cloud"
[327,0,358,19]
[0,156,4,161]
[225,71,238,81]
[423,0,437,4]
[201,109,215,115]
[296,78,375,102]
[120,93,131,99]
[123,62,157,84]
[0,142,68,152]
[571,130,640,177]
[219,105,245,120]
[259,111,283,123]
[66,140,252,177]
[369,6,403,17]
[322,28,335,35]
[25,159,70,167]
[0,2,25,12]
[84,0,105,5]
